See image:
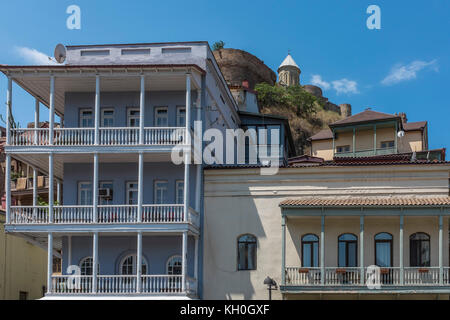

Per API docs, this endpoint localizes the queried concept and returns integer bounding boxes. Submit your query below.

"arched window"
[338,234,357,267]
[301,234,319,267]
[166,255,182,275]
[375,232,393,267]
[120,254,148,275]
[79,257,99,275]
[237,234,257,270]
[410,232,430,267]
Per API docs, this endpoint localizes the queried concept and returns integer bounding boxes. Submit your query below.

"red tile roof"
[308,128,333,141]
[330,109,400,127]
[403,121,427,131]
[280,197,450,207]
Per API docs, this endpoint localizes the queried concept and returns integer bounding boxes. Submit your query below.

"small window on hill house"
[381,141,395,149]
[19,291,28,300]
[336,145,350,153]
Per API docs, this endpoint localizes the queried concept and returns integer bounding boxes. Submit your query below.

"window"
[53,257,62,274]
[176,106,186,127]
[175,180,184,204]
[375,232,393,267]
[120,254,148,275]
[302,234,319,267]
[237,234,257,270]
[121,48,150,55]
[19,291,28,300]
[80,50,110,56]
[154,180,168,204]
[166,255,182,275]
[99,181,113,205]
[155,107,168,127]
[126,182,138,205]
[127,108,140,127]
[338,233,357,267]
[101,109,114,127]
[336,145,350,153]
[410,232,430,267]
[381,141,395,149]
[79,257,100,275]
[79,109,93,128]
[78,182,92,205]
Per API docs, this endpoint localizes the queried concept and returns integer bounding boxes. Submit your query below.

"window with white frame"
[99,181,113,205]
[101,109,114,127]
[120,254,148,275]
[176,106,186,127]
[126,181,138,205]
[155,107,168,127]
[154,180,168,204]
[79,257,99,275]
[175,180,184,204]
[78,181,92,205]
[127,108,140,127]
[166,255,182,275]
[79,109,93,128]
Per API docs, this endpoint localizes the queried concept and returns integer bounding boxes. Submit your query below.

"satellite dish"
[54,44,66,63]
[397,130,405,138]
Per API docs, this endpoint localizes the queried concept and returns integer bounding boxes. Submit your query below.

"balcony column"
[139,75,145,144]
[194,235,199,292]
[184,73,191,223]
[48,153,54,223]
[394,121,398,154]
[93,153,99,223]
[137,152,143,223]
[5,154,11,224]
[137,231,142,293]
[320,215,325,284]
[68,235,72,267]
[281,215,286,285]
[32,167,38,219]
[373,124,377,155]
[352,127,356,157]
[399,215,404,285]
[49,76,55,145]
[181,231,188,292]
[360,215,364,284]
[56,180,61,205]
[439,215,443,285]
[47,232,53,294]
[94,75,100,145]
[331,129,335,157]
[92,232,98,293]
[6,77,11,145]
[34,99,39,145]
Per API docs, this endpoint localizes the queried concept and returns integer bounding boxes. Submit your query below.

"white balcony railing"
[285,267,450,287]
[9,204,197,226]
[8,127,186,146]
[51,275,190,295]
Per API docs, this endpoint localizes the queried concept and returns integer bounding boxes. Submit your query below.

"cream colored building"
[309,109,430,161]
[203,161,450,300]
[0,211,47,300]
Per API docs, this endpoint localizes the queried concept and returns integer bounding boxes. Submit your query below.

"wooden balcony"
[9,204,199,228]
[334,147,397,158]
[51,275,197,295]
[8,127,186,147]
[284,267,450,289]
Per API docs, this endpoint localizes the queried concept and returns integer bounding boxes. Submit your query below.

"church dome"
[277,54,300,73]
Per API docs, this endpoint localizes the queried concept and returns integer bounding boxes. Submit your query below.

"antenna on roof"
[54,44,66,64]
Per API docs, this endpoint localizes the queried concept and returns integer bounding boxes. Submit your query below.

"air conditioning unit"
[98,188,113,199]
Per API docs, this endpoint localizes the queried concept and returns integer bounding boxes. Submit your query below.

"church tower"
[277,54,301,86]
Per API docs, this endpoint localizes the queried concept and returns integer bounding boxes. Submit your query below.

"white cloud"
[14,46,58,65]
[381,59,438,85]
[311,74,330,90]
[331,78,359,95]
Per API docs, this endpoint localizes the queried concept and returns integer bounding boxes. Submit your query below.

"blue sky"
[1,0,449,150]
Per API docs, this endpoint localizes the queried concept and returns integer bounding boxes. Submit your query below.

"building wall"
[400,131,424,153]
[0,214,47,300]
[61,235,195,276]
[63,162,197,206]
[202,164,450,300]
